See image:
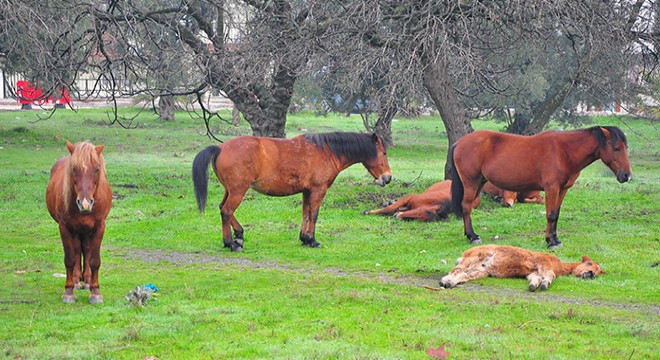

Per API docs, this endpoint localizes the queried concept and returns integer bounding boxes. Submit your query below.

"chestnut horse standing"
[440,245,604,291]
[450,126,632,249]
[481,182,544,207]
[193,132,392,252]
[362,180,480,222]
[46,141,112,304]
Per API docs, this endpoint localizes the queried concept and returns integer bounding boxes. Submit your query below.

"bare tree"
[0,0,327,138]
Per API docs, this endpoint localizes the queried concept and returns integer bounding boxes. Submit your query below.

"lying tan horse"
[440,245,604,291]
[362,180,480,222]
[481,182,544,207]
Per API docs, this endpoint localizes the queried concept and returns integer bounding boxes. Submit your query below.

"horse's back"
[455,130,554,190]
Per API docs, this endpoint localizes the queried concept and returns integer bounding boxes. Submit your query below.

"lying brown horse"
[193,132,392,252]
[481,182,544,207]
[450,126,632,249]
[362,180,480,222]
[440,245,604,291]
[46,141,112,304]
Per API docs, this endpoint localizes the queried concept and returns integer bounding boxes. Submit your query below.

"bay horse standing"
[46,141,112,304]
[362,180,480,222]
[450,126,632,249]
[193,132,392,252]
[440,245,604,291]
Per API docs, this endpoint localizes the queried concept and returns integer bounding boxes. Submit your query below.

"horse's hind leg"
[220,192,245,248]
[220,187,249,252]
[363,196,412,216]
[300,188,328,248]
[461,181,484,244]
[78,239,91,290]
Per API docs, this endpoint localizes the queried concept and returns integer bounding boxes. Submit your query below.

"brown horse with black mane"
[450,126,632,249]
[46,141,112,304]
[193,132,392,252]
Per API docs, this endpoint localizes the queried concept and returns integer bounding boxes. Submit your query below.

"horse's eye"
[95,167,100,173]
[587,262,593,266]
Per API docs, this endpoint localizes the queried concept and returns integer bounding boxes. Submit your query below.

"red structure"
[16,80,71,109]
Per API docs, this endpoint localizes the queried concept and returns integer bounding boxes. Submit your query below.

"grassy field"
[0,107,658,359]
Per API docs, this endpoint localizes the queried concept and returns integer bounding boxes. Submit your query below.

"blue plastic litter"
[143,283,159,292]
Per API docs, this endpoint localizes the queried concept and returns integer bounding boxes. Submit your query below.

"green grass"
[0,108,658,359]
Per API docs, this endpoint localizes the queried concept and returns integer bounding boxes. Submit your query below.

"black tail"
[192,145,221,212]
[449,144,464,218]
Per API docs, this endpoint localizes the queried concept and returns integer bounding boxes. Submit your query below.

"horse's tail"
[192,145,221,212]
[449,144,464,218]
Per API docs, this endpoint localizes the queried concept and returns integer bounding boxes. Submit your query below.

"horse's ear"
[581,255,591,262]
[372,133,381,144]
[599,127,611,139]
[66,141,75,154]
[95,144,105,155]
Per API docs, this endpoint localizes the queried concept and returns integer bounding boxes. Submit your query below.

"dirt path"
[114,247,660,316]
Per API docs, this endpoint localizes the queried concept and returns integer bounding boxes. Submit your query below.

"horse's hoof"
[547,242,563,251]
[303,240,321,248]
[61,294,76,304]
[470,238,482,245]
[89,294,104,304]
[361,210,369,215]
[528,284,538,292]
[540,282,550,291]
[231,244,243,252]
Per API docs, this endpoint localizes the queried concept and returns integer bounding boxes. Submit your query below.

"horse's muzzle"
[580,271,595,280]
[76,198,94,213]
[375,174,392,187]
[616,171,632,183]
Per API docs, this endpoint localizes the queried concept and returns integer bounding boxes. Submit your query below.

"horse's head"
[500,190,517,207]
[572,255,605,280]
[596,126,632,183]
[363,134,392,187]
[66,141,106,214]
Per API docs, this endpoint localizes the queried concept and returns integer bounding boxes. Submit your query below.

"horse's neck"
[556,261,580,276]
[560,131,600,171]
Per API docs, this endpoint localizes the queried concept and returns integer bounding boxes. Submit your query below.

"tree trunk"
[158,94,176,121]
[373,105,397,147]
[421,55,474,179]
[221,66,294,138]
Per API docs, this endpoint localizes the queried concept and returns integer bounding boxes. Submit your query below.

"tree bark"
[158,94,176,121]
[373,105,397,147]
[421,55,474,179]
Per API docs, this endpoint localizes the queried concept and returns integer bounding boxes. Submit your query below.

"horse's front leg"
[543,187,567,250]
[58,223,79,303]
[87,224,105,304]
[300,189,327,248]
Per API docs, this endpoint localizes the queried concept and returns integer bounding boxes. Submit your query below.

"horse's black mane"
[589,126,628,149]
[304,132,381,161]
